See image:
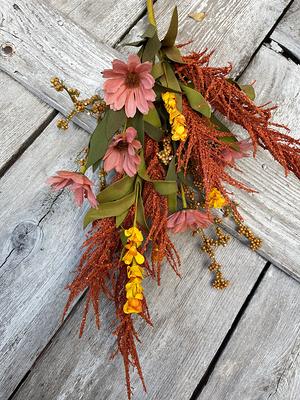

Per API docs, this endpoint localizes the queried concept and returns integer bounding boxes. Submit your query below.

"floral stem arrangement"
[48,1,300,398]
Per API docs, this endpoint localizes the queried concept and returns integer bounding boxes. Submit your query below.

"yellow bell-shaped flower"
[123,298,143,314]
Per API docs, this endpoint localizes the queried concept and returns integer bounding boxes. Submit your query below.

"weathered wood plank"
[271,0,300,60]
[0,118,90,400]
[0,0,295,398]
[199,266,300,400]
[0,0,291,131]
[48,0,146,47]
[0,72,54,174]
[0,0,146,171]
[225,44,300,281]
[11,238,266,400]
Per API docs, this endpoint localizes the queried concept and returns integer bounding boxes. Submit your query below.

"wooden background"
[0,0,299,399]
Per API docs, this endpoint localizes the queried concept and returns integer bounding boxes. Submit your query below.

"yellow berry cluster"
[162,92,188,141]
[157,136,173,165]
[122,227,145,314]
[50,77,106,130]
[235,218,262,250]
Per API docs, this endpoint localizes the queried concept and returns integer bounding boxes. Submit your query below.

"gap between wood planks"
[189,261,271,400]
[0,0,296,181]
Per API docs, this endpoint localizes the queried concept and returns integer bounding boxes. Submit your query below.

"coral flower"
[102,54,156,118]
[222,139,253,163]
[167,209,212,234]
[103,127,142,177]
[47,170,97,208]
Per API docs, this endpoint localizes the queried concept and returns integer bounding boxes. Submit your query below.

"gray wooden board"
[0,0,291,132]
[12,237,266,400]
[271,0,300,61]
[0,118,90,400]
[0,0,146,171]
[0,0,298,398]
[226,44,300,281]
[199,265,300,400]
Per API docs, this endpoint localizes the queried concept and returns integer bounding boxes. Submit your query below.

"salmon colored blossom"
[102,54,156,118]
[222,139,253,163]
[103,127,142,177]
[167,209,212,234]
[47,170,97,208]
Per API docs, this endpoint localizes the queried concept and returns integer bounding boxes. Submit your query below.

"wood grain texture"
[199,266,300,400]
[0,0,291,130]
[271,0,300,60]
[224,44,300,281]
[12,237,266,400]
[0,0,297,398]
[0,0,146,171]
[0,118,91,400]
[0,71,54,173]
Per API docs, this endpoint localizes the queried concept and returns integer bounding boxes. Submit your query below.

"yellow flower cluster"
[162,92,188,141]
[122,227,145,314]
[208,188,227,208]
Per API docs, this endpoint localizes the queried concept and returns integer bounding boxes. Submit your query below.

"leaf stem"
[180,183,187,209]
[146,0,157,27]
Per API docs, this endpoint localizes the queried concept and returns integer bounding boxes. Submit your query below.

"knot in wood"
[11,221,41,253]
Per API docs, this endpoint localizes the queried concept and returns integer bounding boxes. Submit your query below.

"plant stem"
[180,183,187,209]
[146,0,157,27]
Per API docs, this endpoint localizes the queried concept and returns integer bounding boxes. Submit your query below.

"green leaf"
[240,84,256,100]
[143,106,161,128]
[161,6,178,47]
[163,46,183,63]
[180,83,211,118]
[153,180,177,195]
[218,135,238,144]
[97,175,135,202]
[84,192,135,228]
[166,157,177,213]
[210,113,230,133]
[128,111,144,145]
[122,40,145,47]
[138,151,151,181]
[142,24,157,38]
[86,109,126,168]
[142,32,161,62]
[135,177,148,229]
[151,62,164,79]
[160,62,182,111]
[144,121,163,141]
[116,211,128,227]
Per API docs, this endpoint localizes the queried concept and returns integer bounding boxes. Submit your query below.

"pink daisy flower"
[222,139,253,164]
[102,54,156,118]
[167,209,213,234]
[103,127,142,177]
[47,171,98,208]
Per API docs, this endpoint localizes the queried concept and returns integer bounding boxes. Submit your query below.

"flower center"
[115,140,129,150]
[125,72,140,88]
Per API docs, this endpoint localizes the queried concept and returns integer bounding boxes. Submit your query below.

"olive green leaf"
[143,106,161,128]
[142,31,161,62]
[151,62,164,79]
[135,177,148,229]
[180,83,211,118]
[142,24,157,38]
[97,175,135,202]
[239,84,256,100]
[128,111,144,145]
[144,121,163,141]
[210,113,230,132]
[84,191,135,228]
[166,157,177,213]
[86,108,126,168]
[163,45,183,63]
[160,62,182,111]
[116,211,129,227]
[161,7,179,47]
